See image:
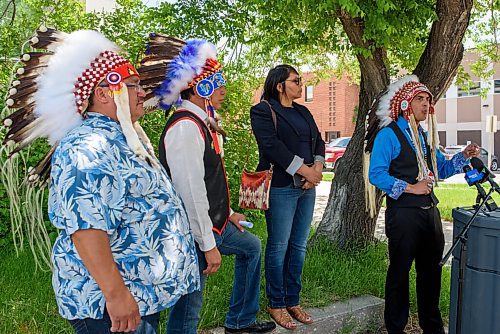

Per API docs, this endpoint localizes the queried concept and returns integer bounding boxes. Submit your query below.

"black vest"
[159,109,230,234]
[386,122,439,208]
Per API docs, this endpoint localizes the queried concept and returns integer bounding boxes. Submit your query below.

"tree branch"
[1,0,16,25]
[336,8,389,94]
[413,0,474,100]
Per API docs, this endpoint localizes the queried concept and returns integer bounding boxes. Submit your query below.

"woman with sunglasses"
[250,64,325,330]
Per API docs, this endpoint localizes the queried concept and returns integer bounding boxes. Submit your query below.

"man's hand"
[229,212,246,232]
[463,143,480,159]
[71,229,141,332]
[106,287,141,332]
[203,247,222,275]
[405,179,433,195]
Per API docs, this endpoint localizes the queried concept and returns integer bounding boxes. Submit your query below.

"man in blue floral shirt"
[5,30,199,334]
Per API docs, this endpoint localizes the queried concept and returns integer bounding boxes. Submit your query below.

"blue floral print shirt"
[49,113,199,320]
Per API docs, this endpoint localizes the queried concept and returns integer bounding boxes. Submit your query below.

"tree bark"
[311,10,389,248]
[312,0,473,249]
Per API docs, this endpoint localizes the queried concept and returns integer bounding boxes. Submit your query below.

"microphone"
[470,157,500,192]
[463,165,497,211]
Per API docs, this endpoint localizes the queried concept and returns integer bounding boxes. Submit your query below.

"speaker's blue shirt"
[369,117,467,199]
[48,113,200,320]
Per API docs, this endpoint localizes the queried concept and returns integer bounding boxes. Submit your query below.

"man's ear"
[94,86,111,104]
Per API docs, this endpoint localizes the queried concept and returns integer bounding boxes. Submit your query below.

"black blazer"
[250,98,325,187]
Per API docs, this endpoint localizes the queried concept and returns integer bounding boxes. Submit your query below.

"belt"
[420,204,435,209]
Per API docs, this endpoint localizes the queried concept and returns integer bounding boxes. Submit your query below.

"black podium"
[449,207,500,334]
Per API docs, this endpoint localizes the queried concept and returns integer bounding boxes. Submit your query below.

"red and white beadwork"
[74,50,137,113]
[389,80,433,121]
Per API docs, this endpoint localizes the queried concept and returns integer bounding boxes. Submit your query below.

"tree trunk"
[311,10,389,249]
[312,0,473,249]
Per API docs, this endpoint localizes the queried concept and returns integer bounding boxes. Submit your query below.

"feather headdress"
[1,28,156,266]
[3,28,158,184]
[363,75,439,217]
[139,33,227,152]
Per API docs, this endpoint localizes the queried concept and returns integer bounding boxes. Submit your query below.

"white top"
[164,100,231,252]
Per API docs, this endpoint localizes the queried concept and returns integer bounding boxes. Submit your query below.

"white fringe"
[363,151,378,218]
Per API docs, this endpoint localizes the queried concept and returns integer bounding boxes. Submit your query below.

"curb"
[202,295,384,334]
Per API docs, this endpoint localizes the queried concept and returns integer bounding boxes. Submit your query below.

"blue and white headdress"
[140,34,226,118]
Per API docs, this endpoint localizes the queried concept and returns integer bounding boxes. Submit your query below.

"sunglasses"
[284,77,302,85]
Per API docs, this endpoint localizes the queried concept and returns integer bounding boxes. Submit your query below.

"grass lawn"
[433,183,500,221]
[4,182,482,333]
[1,229,453,333]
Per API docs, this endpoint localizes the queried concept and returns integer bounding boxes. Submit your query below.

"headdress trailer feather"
[139,33,227,153]
[1,28,156,266]
[363,75,439,217]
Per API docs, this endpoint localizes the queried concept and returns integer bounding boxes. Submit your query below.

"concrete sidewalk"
[201,296,385,334]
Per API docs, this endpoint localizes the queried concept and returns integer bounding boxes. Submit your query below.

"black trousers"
[384,206,445,334]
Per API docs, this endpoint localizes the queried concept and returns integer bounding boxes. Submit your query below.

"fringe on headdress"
[363,75,439,217]
[1,28,156,267]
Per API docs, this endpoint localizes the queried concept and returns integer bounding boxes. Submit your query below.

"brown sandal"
[266,307,297,330]
[286,305,314,324]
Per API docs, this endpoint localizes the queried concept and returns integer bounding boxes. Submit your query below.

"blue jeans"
[69,308,159,334]
[167,222,262,332]
[264,185,315,308]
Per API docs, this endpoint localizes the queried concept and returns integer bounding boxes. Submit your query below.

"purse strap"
[244,100,277,169]
[261,100,277,131]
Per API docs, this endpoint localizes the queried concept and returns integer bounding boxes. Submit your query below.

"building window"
[305,85,314,102]
[457,81,481,97]
[494,80,500,94]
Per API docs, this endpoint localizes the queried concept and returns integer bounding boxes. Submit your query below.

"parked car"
[325,137,351,171]
[444,145,498,171]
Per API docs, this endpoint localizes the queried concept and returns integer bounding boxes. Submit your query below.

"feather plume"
[7,129,41,157]
[153,39,217,110]
[139,69,168,84]
[5,117,41,144]
[376,75,419,128]
[2,103,34,127]
[30,27,67,50]
[4,113,36,141]
[27,145,57,184]
[11,78,38,91]
[20,52,52,66]
[8,94,34,109]
[14,65,46,80]
[8,85,36,101]
[34,30,118,145]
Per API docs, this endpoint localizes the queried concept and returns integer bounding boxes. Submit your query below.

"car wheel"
[491,160,498,171]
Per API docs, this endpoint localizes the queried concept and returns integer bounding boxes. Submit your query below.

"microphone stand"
[440,187,495,334]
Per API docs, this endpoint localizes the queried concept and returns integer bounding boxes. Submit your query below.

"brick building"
[296,74,358,142]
